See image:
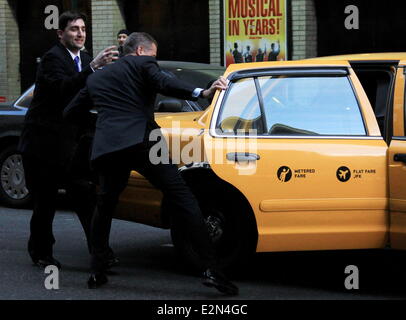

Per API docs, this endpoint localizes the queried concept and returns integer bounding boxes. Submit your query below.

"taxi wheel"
[0,145,31,208]
[170,191,257,273]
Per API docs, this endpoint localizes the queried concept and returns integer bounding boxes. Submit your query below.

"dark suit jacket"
[64,55,198,162]
[18,42,93,166]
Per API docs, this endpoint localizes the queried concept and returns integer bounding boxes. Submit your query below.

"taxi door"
[388,61,406,249]
[204,62,388,253]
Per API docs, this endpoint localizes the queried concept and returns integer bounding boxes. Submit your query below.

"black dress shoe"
[202,269,239,296]
[87,273,108,289]
[32,256,61,269]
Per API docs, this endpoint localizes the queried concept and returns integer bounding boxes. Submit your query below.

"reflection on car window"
[217,75,366,136]
[216,78,263,134]
[167,68,225,109]
[153,65,225,112]
[259,76,365,135]
[15,87,34,109]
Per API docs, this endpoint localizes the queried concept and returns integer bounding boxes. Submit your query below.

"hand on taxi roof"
[201,76,228,99]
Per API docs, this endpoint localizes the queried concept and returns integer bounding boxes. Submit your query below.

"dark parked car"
[0,61,225,208]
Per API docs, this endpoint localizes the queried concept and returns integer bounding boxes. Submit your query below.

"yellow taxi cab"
[114,54,406,270]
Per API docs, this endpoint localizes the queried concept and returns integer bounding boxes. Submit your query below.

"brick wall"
[0,0,20,101]
[209,0,221,65]
[291,0,317,60]
[92,0,125,56]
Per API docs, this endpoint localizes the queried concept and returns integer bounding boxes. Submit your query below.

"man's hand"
[90,46,119,70]
[201,76,228,99]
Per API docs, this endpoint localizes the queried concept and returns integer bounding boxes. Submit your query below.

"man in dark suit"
[268,40,280,61]
[256,47,266,62]
[18,11,118,269]
[64,32,239,295]
[231,42,243,63]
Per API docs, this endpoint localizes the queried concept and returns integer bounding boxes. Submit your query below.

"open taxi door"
[388,60,406,249]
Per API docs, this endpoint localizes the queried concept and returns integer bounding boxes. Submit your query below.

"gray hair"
[123,32,158,56]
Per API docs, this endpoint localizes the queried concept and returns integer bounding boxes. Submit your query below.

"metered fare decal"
[336,166,376,182]
[276,166,377,183]
[277,166,292,182]
[277,166,316,182]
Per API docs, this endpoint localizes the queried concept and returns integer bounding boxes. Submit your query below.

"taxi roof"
[308,52,406,62]
[224,60,350,77]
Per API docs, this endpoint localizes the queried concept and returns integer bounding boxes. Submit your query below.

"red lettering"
[269,0,276,16]
[229,0,282,18]
[229,20,240,36]
[269,18,276,34]
[262,19,269,34]
[241,0,248,18]
[255,19,262,35]
[269,0,283,17]
[276,0,282,16]
[243,19,250,35]
[229,0,240,18]
[249,0,256,18]
[261,0,268,17]
[276,17,281,34]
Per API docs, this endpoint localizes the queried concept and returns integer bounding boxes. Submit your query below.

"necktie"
[74,56,80,72]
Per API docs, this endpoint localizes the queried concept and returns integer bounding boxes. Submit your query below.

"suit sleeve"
[63,86,94,126]
[141,57,198,100]
[40,52,94,104]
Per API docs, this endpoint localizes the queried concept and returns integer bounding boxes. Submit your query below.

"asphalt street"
[1,205,406,300]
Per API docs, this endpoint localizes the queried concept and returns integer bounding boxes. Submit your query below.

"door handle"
[394,153,406,163]
[226,152,260,162]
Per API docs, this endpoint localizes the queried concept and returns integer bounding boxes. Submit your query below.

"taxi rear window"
[216,74,366,136]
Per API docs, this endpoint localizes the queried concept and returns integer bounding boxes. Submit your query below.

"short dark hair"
[123,32,158,55]
[117,29,131,37]
[58,11,87,31]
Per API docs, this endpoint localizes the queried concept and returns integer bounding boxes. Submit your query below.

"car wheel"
[0,145,31,208]
[170,191,256,272]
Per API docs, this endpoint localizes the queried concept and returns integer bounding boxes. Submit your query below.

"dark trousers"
[22,154,96,258]
[90,142,216,273]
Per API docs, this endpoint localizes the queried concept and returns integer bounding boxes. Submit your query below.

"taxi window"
[216,75,366,136]
[216,78,262,134]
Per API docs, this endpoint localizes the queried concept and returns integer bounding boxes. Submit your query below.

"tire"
[0,145,31,208]
[170,184,257,272]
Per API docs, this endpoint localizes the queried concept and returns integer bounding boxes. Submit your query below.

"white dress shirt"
[66,48,82,72]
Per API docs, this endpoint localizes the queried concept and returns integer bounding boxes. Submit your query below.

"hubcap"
[1,154,29,200]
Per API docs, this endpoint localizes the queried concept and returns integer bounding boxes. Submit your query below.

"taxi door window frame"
[389,65,406,141]
[404,66,406,137]
[350,62,398,144]
[213,67,369,138]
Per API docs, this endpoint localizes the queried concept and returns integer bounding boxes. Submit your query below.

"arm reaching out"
[201,76,228,99]
[90,46,119,70]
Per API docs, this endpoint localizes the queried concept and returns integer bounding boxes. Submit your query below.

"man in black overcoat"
[64,32,239,295]
[18,11,118,269]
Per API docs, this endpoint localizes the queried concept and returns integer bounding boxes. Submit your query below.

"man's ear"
[56,29,63,40]
[135,46,144,56]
